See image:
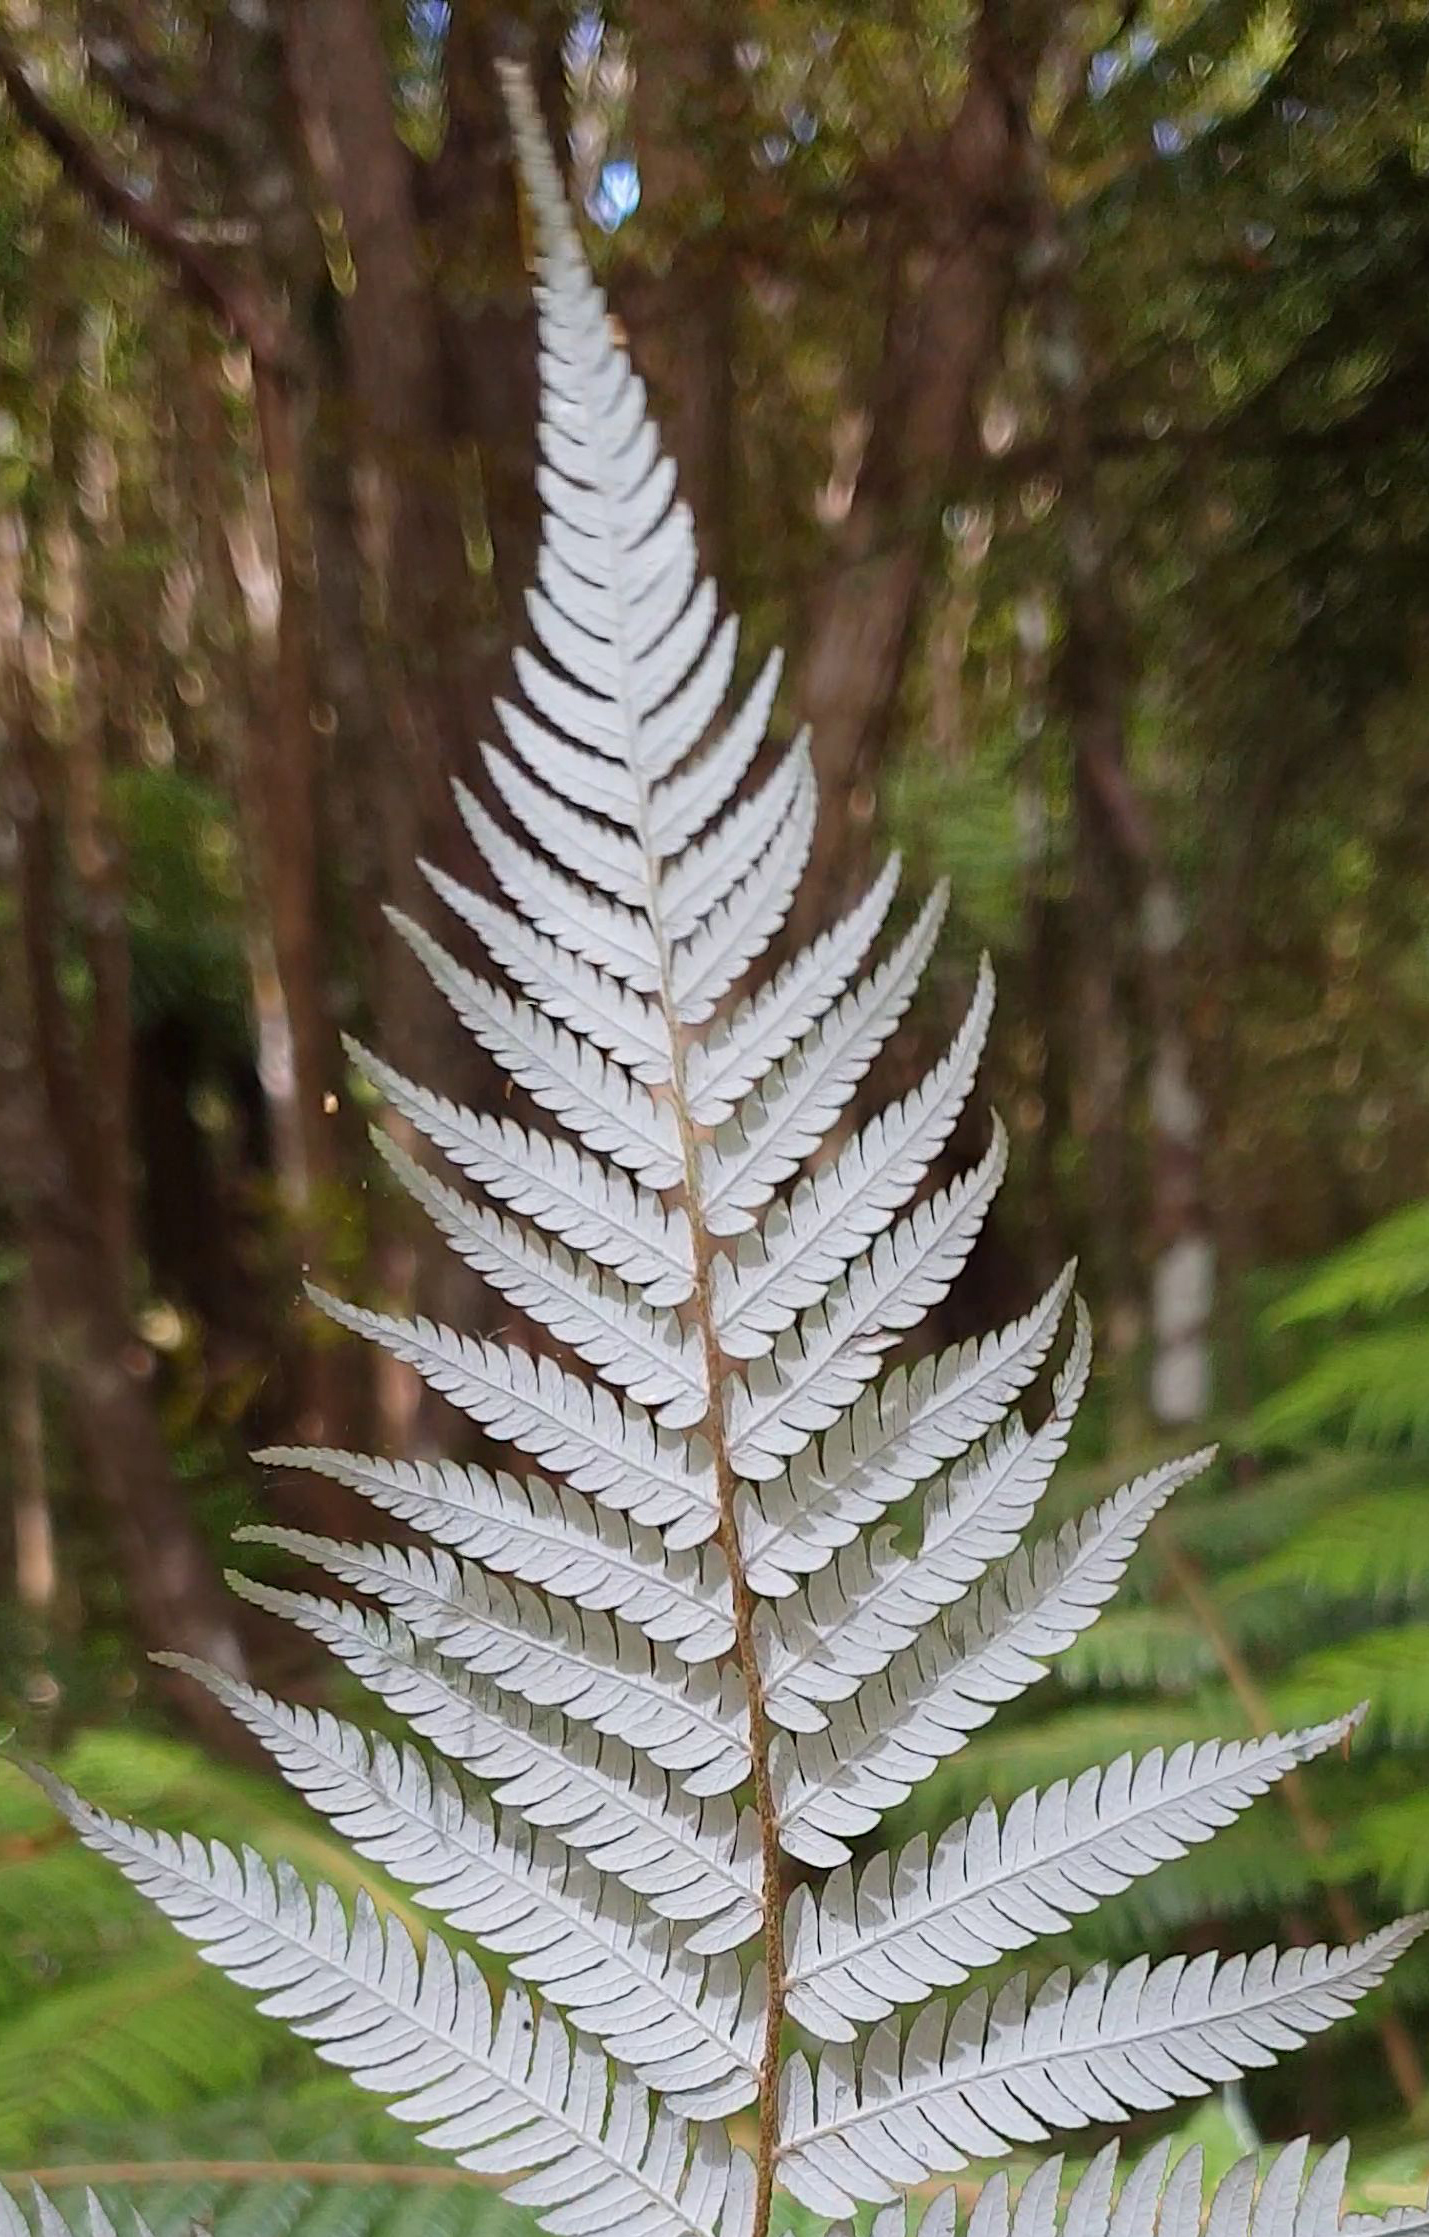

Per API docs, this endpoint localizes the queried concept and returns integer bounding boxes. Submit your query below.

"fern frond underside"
[21,58,1424,2237]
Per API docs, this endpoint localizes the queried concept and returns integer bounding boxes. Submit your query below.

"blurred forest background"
[3,0,1429,2226]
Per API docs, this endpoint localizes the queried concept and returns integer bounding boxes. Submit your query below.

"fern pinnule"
[9,2137,1429,2237]
[13,56,1426,2237]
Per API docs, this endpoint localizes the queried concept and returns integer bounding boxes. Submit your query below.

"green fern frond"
[0,1959,272,2163]
[1343,1793,1429,1911]
[1272,1628,1429,1744]
[1270,1201,1429,1327]
[1057,1570,1325,1689]
[1053,1607,1220,1693]
[1238,1492,1429,1606]
[1251,1330,1429,1451]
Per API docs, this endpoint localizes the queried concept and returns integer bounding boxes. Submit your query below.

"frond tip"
[22,53,1426,2237]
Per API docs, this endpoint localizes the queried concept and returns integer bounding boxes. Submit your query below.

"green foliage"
[885,731,1026,955]
[878,1198,1429,2136]
[1270,1203,1429,1326]
[0,1732,435,2168]
[0,2080,546,2237]
[1251,1331,1429,1451]
[113,769,249,1056]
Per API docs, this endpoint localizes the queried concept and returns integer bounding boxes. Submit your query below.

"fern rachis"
[9,60,1426,2237]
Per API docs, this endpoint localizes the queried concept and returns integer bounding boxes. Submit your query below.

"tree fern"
[9,65,1426,2237]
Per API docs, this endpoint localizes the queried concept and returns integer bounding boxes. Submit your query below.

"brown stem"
[657,964,785,2223]
[637,772,785,2223]
[1159,1530,1426,2111]
[682,1196,786,2232]
[0,2163,503,2192]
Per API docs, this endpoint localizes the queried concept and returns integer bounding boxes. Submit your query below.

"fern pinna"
[12,64,1427,2237]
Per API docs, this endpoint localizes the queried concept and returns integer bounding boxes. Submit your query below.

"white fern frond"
[31,59,1422,2237]
[422,856,673,1078]
[698,885,950,1236]
[774,1450,1213,1863]
[0,2149,1379,2237]
[235,1531,748,1794]
[757,1304,1092,1719]
[823,2136,1419,2237]
[658,735,812,944]
[478,752,650,907]
[721,1123,1009,1476]
[163,1660,763,2117]
[721,959,996,1340]
[372,1132,708,1427]
[455,791,666,992]
[343,1039,694,1307]
[685,854,902,1125]
[13,2136,1426,2237]
[667,748,818,1023]
[253,1445,733,1660]
[306,1287,718,1543]
[817,2139,1374,2237]
[230,1583,762,1951]
[739,1265,1077,1598]
[493,687,638,822]
[2,2190,149,2237]
[36,1777,755,2237]
[716,1105,1007,1363]
[783,1711,1364,2037]
[776,1920,1429,2218]
[388,908,685,1189]
[644,651,783,860]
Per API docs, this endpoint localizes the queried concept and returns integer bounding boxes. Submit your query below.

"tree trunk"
[7,1260,55,1619]
[49,516,134,1302]
[1,666,259,1760]
[618,0,741,582]
[1042,220,1213,1432]
[788,0,1051,942]
[417,1,553,631]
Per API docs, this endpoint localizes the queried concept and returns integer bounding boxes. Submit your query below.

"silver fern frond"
[19,57,1426,2237]
[6,2137,1429,2237]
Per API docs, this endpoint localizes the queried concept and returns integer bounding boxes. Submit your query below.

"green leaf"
[1271,1201,1429,1327]
[1250,1330,1429,1451]
[1239,1492,1429,1605]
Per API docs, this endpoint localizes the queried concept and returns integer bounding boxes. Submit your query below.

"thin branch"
[0,2163,503,2193]
[0,34,287,370]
